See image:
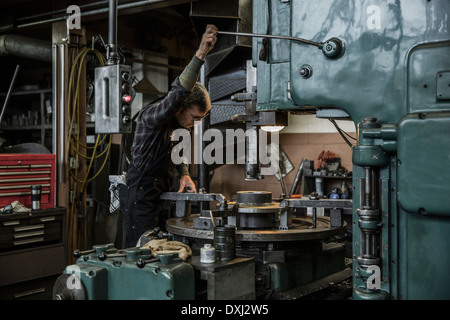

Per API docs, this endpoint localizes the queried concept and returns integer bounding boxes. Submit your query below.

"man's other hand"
[178,175,197,193]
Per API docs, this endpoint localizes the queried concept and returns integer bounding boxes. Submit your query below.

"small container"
[214,226,236,261]
[30,185,42,211]
[200,243,215,264]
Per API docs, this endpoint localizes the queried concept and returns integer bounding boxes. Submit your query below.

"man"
[120,25,218,248]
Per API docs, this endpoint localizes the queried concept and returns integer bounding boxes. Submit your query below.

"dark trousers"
[119,163,170,248]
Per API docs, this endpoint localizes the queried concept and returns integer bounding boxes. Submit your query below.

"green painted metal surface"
[253,0,450,299]
[253,0,450,124]
[64,250,195,300]
[397,112,450,216]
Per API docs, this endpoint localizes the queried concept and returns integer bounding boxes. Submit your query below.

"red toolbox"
[0,154,55,210]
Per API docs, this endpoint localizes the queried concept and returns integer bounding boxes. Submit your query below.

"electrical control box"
[94,64,133,134]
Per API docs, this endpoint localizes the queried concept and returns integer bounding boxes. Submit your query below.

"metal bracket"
[160,192,226,218]
[280,199,352,209]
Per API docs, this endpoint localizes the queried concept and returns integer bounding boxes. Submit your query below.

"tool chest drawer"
[0,154,55,210]
[0,208,64,252]
[0,275,57,300]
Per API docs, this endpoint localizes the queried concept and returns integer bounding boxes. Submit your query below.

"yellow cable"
[65,47,110,252]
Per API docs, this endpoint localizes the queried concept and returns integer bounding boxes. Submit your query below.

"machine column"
[352,118,390,300]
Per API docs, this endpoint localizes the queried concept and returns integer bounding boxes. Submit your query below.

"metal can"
[30,185,42,211]
[214,225,236,261]
[200,243,215,264]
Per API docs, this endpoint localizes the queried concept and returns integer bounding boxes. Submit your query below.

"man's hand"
[178,175,197,193]
[196,24,218,60]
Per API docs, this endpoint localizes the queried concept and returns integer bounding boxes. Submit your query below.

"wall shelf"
[0,89,53,151]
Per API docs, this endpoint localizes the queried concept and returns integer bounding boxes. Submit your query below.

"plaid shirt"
[131,77,191,176]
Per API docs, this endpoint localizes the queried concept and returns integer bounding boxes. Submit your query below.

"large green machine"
[251,0,450,299]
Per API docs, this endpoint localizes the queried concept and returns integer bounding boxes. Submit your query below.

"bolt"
[299,65,312,79]
[299,67,309,77]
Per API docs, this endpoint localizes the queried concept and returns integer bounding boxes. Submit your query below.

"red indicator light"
[123,94,132,103]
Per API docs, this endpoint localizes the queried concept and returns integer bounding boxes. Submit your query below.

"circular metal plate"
[236,191,272,205]
[237,203,281,213]
[166,215,345,242]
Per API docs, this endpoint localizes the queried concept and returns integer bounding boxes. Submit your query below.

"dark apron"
[119,162,171,248]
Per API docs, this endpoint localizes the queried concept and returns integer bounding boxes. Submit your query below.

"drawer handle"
[13,230,44,239]
[0,164,51,169]
[13,237,44,246]
[14,287,45,299]
[40,216,55,222]
[0,190,50,197]
[0,170,51,176]
[3,220,20,226]
[0,183,50,191]
[14,224,44,232]
[0,177,49,183]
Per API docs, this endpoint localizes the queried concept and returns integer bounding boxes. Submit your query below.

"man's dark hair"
[182,82,211,113]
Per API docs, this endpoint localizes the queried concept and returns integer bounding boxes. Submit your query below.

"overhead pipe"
[0,34,52,62]
[107,0,119,65]
[0,0,170,33]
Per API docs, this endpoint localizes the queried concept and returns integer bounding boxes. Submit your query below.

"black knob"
[98,252,107,261]
[122,105,130,114]
[73,249,81,259]
[136,258,146,269]
[122,115,131,124]
[122,83,130,92]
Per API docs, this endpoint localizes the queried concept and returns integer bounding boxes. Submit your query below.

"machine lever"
[136,258,160,269]
[218,31,344,59]
[73,249,95,258]
[218,30,320,47]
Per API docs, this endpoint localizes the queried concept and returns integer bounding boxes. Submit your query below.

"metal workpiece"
[236,191,272,205]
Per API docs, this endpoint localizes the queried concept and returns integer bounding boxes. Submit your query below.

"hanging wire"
[328,119,356,148]
[65,47,111,256]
